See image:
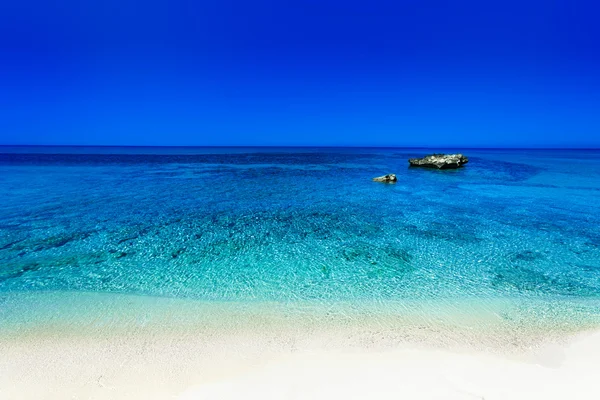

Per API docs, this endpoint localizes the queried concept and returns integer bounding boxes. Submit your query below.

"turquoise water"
[1,147,600,336]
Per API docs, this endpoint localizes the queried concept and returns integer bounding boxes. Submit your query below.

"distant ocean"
[1,147,600,347]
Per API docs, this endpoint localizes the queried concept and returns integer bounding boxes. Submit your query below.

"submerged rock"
[372,174,397,183]
[408,154,468,169]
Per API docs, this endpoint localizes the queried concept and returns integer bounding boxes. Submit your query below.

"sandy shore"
[1,292,600,399]
[1,330,600,400]
[182,331,600,400]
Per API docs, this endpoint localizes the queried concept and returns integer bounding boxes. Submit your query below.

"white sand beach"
[1,293,599,400]
[182,331,600,400]
[1,329,599,400]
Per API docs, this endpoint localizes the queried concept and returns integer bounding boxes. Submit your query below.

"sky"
[1,0,599,147]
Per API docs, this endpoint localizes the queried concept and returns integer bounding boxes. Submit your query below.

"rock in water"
[408,154,468,169]
[372,174,397,183]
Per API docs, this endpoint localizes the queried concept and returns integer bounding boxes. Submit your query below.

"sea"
[1,147,599,349]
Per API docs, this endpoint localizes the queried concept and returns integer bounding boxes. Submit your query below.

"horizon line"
[1,145,599,150]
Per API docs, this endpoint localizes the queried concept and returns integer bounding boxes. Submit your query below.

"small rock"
[372,174,397,183]
[408,154,468,169]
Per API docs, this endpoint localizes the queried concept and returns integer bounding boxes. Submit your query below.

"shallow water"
[1,147,599,337]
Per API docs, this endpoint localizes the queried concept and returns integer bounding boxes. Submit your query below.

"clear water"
[1,147,600,336]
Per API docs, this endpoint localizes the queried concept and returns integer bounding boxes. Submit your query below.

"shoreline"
[1,291,600,399]
[2,291,599,348]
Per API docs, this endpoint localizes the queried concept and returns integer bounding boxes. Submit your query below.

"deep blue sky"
[1,0,599,147]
